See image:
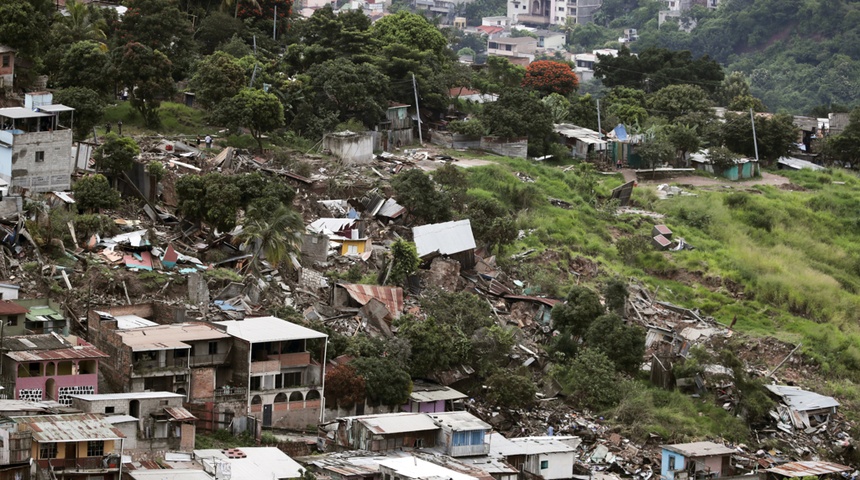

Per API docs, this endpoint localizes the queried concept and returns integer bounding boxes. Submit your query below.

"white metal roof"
[128,469,215,480]
[118,323,229,351]
[194,448,304,480]
[507,436,580,455]
[105,415,138,424]
[428,411,491,431]
[412,219,476,258]
[113,314,159,330]
[777,156,825,171]
[307,218,356,235]
[379,456,479,480]
[343,412,440,434]
[662,441,736,457]
[764,385,840,411]
[215,316,327,343]
[0,107,51,119]
[35,104,74,113]
[71,392,184,402]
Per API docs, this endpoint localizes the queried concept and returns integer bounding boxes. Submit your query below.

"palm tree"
[237,205,304,273]
[58,0,107,45]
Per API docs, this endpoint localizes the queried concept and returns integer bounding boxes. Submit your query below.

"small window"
[540,460,549,470]
[175,374,187,382]
[40,442,57,459]
[7,315,16,326]
[160,400,168,406]
[208,341,218,355]
[104,406,115,414]
[87,440,104,457]
[35,151,45,163]
[2,56,9,68]
[668,456,676,470]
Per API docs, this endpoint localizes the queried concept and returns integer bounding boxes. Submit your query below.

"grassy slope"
[459,157,860,435]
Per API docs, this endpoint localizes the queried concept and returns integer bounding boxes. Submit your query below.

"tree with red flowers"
[522,60,579,97]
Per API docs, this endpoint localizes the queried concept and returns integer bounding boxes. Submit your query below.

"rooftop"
[0,300,27,315]
[766,461,852,478]
[117,322,230,352]
[379,456,479,480]
[428,411,491,431]
[342,412,440,434]
[215,316,327,343]
[662,441,736,457]
[128,469,213,480]
[0,107,51,120]
[410,384,468,403]
[114,314,159,329]
[71,392,185,402]
[491,37,538,45]
[413,219,476,258]
[337,283,404,317]
[507,436,581,455]
[194,447,304,480]
[764,385,840,412]
[11,413,125,442]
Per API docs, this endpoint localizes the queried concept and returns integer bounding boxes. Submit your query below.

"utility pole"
[750,108,759,163]
[412,73,423,145]
[273,5,277,40]
[596,99,602,135]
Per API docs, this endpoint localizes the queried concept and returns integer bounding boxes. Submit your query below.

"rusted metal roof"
[6,345,108,362]
[164,406,197,422]
[342,412,439,434]
[339,284,404,317]
[118,322,230,352]
[11,413,125,442]
[766,461,851,478]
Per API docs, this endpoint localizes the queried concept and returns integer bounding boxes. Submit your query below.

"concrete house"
[0,282,19,300]
[323,131,374,165]
[403,382,467,413]
[429,411,493,457]
[16,298,67,335]
[492,435,580,480]
[0,92,75,192]
[70,391,196,457]
[660,441,736,480]
[0,300,28,336]
[0,45,15,88]
[379,456,481,480]
[214,316,328,430]
[0,334,108,405]
[195,447,305,480]
[332,413,441,452]
[413,219,477,269]
[487,37,537,64]
[7,413,125,480]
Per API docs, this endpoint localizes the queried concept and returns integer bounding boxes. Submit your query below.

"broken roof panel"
[338,284,404,318]
[764,385,840,412]
[377,198,406,219]
[117,322,230,351]
[413,219,476,258]
[308,218,356,235]
[766,461,851,478]
[124,251,153,271]
[164,406,197,422]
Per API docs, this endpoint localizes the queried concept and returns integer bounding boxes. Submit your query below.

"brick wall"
[191,367,215,401]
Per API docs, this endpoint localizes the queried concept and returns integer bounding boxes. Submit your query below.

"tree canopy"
[522,60,579,97]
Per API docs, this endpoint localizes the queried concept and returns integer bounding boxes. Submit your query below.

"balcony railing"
[38,456,119,471]
[189,353,228,366]
[214,386,247,398]
[267,352,311,367]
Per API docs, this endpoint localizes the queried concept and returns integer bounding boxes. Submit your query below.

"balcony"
[250,359,280,375]
[189,353,228,367]
[449,443,491,457]
[214,386,247,399]
[267,352,311,367]
[132,358,189,377]
[38,456,120,472]
[517,13,550,24]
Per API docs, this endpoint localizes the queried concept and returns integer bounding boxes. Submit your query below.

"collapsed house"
[765,385,839,433]
[413,219,477,269]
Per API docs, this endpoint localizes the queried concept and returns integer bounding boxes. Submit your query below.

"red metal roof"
[164,406,197,422]
[6,345,109,362]
[654,224,672,235]
[477,25,504,35]
[653,235,672,247]
[339,284,404,317]
[0,301,27,315]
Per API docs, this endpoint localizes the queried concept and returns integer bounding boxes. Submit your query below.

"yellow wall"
[340,239,370,255]
[32,439,117,459]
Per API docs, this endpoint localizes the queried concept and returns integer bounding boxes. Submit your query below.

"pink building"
[0,334,108,405]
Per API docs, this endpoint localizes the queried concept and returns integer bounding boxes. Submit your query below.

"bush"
[486,371,536,409]
[554,348,622,411]
[73,174,120,212]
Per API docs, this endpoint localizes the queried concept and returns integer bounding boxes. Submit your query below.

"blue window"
[453,430,486,446]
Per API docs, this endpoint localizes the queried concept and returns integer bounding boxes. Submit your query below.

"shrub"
[485,371,536,409]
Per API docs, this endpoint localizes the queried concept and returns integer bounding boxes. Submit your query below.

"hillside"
[571,0,860,114]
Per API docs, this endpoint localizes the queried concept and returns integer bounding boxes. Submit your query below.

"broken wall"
[9,129,73,192]
[323,133,374,164]
[480,136,527,159]
[430,132,481,150]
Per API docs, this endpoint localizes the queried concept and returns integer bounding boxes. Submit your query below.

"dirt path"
[622,169,791,187]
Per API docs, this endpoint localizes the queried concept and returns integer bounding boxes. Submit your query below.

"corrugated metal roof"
[428,411,491,431]
[118,322,230,352]
[25,305,63,322]
[507,436,580,455]
[6,344,108,362]
[766,461,851,477]
[0,107,51,119]
[215,316,327,343]
[377,198,406,219]
[105,415,138,424]
[344,413,439,434]
[410,386,468,403]
[338,284,404,317]
[72,392,184,402]
[662,441,736,457]
[164,406,197,422]
[777,156,825,171]
[765,385,840,411]
[129,470,212,480]
[11,413,125,442]
[114,314,159,330]
[308,218,356,235]
[194,447,304,480]
[413,219,476,258]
